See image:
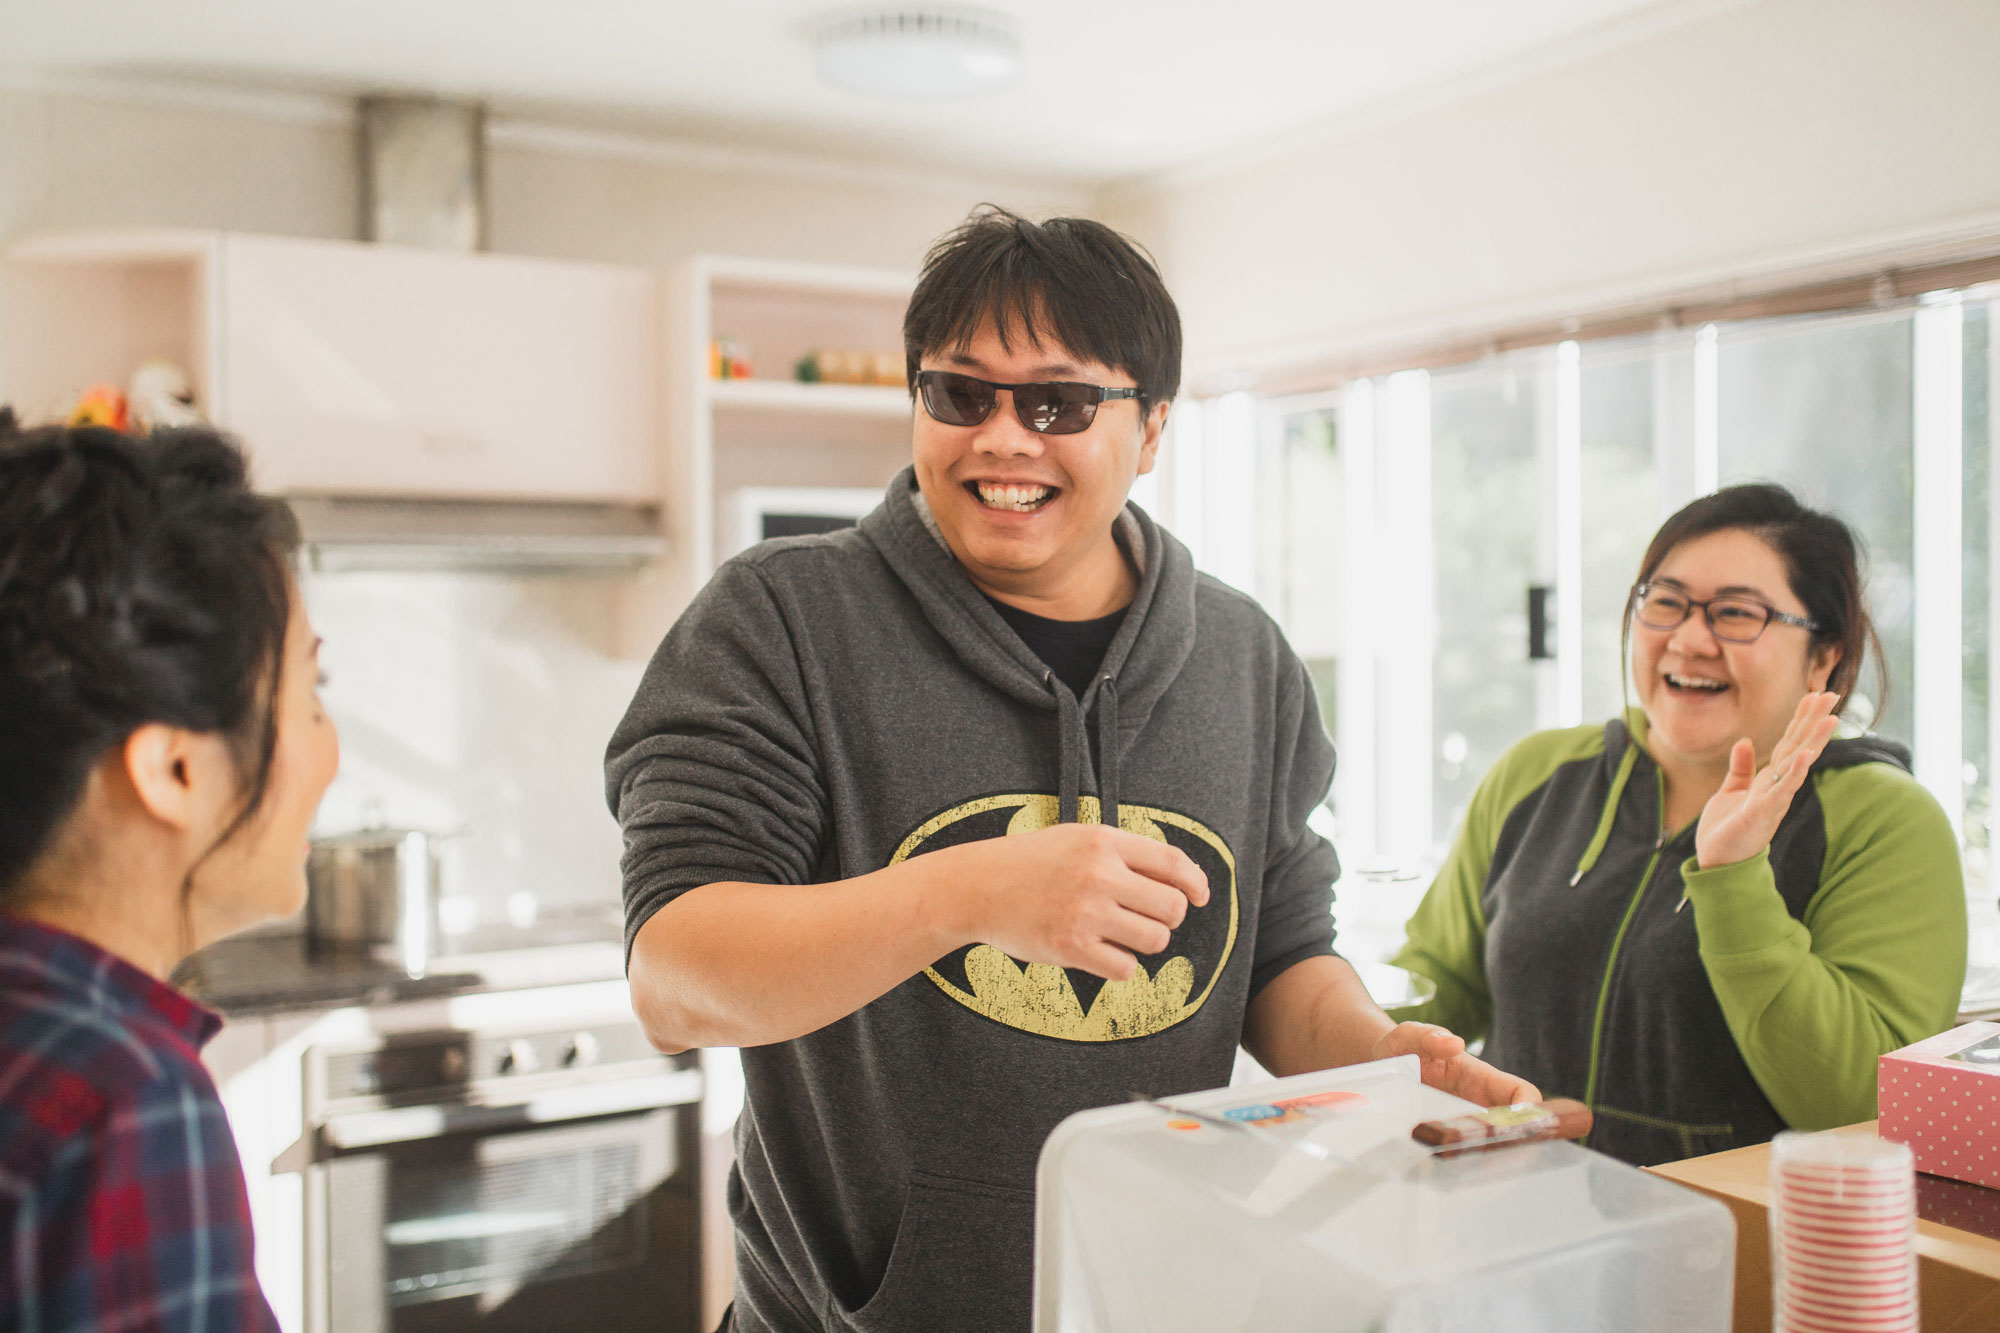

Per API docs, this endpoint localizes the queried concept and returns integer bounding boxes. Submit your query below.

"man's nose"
[970,390,1045,456]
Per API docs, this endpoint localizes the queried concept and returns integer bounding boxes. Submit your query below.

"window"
[1187,284,2000,975]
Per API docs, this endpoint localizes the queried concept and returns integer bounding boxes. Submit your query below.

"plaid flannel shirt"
[0,915,278,1332]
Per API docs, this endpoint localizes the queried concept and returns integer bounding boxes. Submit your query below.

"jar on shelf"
[709,337,753,379]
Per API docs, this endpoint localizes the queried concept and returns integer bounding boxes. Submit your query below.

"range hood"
[290,495,667,575]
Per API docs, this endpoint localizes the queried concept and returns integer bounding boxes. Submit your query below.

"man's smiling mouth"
[1665,672,1729,693]
[970,481,1056,513]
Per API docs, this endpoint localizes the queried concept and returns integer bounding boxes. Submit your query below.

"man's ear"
[121,724,204,831]
[1134,400,1170,476]
[1807,642,1840,694]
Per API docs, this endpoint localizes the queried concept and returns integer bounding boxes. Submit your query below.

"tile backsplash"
[303,570,648,927]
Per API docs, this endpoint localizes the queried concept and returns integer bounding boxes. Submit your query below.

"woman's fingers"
[1767,691,1828,773]
[1752,712,1837,815]
[1765,692,1840,784]
[1721,737,1757,792]
[1765,696,1812,772]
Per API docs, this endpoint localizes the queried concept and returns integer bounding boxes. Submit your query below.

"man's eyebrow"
[943,350,1086,378]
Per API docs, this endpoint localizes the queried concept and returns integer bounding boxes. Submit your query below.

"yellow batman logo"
[889,794,1238,1041]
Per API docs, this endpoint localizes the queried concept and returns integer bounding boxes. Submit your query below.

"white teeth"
[1666,673,1728,692]
[976,482,1052,512]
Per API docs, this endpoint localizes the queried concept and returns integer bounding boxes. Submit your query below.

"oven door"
[312,1103,697,1333]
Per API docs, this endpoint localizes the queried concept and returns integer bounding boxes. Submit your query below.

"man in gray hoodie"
[607,207,1534,1333]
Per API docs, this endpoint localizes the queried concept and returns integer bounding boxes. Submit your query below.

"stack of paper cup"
[1769,1130,1919,1332]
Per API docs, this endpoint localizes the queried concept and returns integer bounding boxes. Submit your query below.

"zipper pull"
[1674,890,1690,914]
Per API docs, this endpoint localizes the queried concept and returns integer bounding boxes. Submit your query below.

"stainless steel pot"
[306,827,448,976]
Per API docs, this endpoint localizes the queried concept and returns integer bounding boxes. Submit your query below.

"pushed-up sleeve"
[1249,655,1341,1000]
[1684,762,1967,1131]
[606,558,831,962]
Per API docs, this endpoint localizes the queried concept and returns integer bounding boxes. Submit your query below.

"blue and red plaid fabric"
[0,915,277,1331]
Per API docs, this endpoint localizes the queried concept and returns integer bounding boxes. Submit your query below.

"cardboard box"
[1880,1021,2000,1190]
[1648,1123,2000,1333]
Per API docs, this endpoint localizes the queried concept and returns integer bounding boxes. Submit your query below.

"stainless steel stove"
[182,911,701,1333]
[301,1000,702,1333]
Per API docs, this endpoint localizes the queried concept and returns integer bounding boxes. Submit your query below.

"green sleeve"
[1388,726,1603,1041]
[1387,813,1494,1039]
[1682,763,1967,1131]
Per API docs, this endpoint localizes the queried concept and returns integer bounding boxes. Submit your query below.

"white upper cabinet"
[218,236,659,499]
[2,231,663,502]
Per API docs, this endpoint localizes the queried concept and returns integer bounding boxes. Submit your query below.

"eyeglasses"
[914,369,1142,435]
[1631,582,1821,644]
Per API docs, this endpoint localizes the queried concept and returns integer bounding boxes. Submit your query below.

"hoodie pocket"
[842,1170,1036,1333]
[1591,1104,1736,1166]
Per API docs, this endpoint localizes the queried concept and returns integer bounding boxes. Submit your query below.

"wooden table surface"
[1647,1122,2000,1332]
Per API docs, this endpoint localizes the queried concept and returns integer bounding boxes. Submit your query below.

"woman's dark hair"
[0,421,300,893]
[1623,482,1886,720]
[904,205,1182,407]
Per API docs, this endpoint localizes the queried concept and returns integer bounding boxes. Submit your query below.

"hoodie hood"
[859,466,1198,825]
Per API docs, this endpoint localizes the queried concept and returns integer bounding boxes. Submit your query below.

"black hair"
[0,421,301,894]
[1624,482,1886,719]
[904,205,1182,407]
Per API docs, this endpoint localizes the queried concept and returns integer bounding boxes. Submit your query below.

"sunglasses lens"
[921,372,995,426]
[1017,383,1099,435]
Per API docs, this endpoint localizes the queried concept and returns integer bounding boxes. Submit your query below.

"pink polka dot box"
[1879,1020,2000,1192]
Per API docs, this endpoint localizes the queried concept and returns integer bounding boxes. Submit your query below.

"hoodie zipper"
[1579,777,1676,1111]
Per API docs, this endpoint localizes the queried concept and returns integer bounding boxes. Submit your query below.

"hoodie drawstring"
[1570,740,1640,885]
[1050,671,1121,828]
[1054,672,1083,825]
[1095,675,1121,831]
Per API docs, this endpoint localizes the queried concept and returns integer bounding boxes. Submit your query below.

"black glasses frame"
[1631,581,1821,643]
[913,369,1143,435]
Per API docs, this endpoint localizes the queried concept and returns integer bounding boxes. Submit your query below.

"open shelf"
[707,379,910,417]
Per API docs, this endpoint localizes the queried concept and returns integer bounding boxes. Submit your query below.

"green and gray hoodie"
[606,467,1340,1333]
[1391,715,1965,1166]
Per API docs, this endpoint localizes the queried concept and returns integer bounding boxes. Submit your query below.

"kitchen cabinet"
[2,231,662,503]
[649,255,914,626]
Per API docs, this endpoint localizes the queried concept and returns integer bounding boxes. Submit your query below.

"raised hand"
[1371,1022,1541,1108]
[949,823,1210,981]
[1694,690,1841,870]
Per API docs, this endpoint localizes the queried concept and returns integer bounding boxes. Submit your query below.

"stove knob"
[498,1038,540,1076]
[562,1031,601,1069]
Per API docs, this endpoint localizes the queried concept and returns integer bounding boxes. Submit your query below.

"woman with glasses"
[1391,482,1965,1165]
[0,420,339,1329]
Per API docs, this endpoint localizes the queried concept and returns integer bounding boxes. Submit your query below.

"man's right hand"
[940,824,1210,981]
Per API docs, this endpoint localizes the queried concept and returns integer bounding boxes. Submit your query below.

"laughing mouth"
[1665,672,1729,693]
[970,481,1056,513]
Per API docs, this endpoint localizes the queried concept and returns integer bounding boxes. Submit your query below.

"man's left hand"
[1371,1022,1541,1108]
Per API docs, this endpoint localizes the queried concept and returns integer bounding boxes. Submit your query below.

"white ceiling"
[0,0,1730,184]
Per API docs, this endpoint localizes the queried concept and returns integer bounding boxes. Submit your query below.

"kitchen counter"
[173,909,626,1016]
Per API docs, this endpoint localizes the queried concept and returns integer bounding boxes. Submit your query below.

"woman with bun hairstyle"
[1392,483,1965,1165]
[0,421,338,1329]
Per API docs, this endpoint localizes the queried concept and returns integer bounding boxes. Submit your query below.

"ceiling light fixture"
[813,9,1021,101]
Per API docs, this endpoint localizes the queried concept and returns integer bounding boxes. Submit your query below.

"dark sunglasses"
[914,369,1142,435]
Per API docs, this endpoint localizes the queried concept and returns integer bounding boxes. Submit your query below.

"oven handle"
[317,1069,703,1151]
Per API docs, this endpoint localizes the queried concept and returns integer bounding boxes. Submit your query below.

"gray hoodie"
[606,467,1340,1332]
